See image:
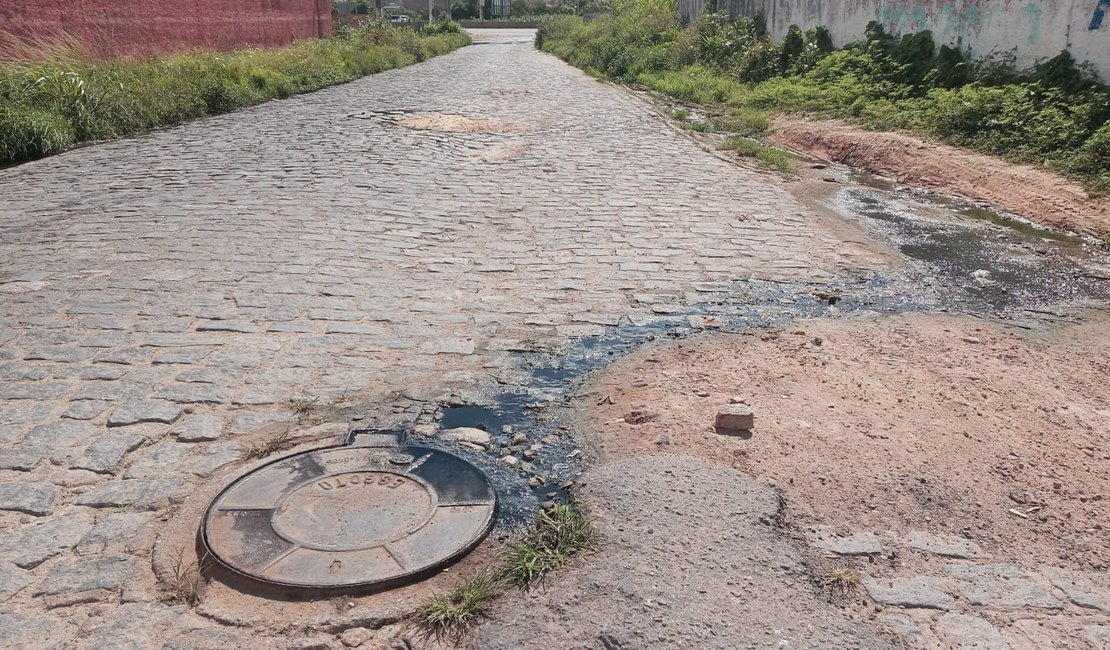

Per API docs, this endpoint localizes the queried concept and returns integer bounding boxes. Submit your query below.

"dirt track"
[769,116,1110,238]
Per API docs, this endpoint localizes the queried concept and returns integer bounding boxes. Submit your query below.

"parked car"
[387,14,411,24]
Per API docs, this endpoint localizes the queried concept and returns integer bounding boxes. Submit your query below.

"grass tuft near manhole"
[164,547,207,607]
[413,501,595,641]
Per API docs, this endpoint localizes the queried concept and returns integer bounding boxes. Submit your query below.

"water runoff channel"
[199,166,1110,597]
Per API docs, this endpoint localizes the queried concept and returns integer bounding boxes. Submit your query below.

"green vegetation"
[414,568,506,642]
[536,0,1110,194]
[414,502,594,641]
[244,430,293,460]
[502,501,595,585]
[165,547,206,607]
[0,22,470,164]
[723,136,792,172]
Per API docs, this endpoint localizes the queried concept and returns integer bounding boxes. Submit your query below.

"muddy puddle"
[836,178,1110,313]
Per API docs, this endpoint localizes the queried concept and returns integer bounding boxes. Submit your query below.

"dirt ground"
[578,311,1110,573]
[768,116,1110,238]
[398,113,505,133]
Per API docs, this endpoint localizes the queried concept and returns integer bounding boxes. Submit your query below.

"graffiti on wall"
[1092,0,1110,30]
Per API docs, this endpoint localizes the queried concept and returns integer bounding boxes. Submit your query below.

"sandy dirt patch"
[768,116,1110,238]
[398,113,505,133]
[579,311,1110,572]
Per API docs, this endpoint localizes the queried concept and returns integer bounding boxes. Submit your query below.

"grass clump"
[289,395,320,418]
[536,0,1110,194]
[821,564,862,596]
[165,547,206,607]
[502,502,595,586]
[412,501,594,640]
[723,136,792,172]
[0,22,470,164]
[413,568,506,643]
[245,429,293,460]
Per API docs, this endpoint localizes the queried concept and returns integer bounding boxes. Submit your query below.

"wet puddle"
[838,184,1110,312]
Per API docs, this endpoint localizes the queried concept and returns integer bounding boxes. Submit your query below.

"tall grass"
[0,21,470,164]
[536,1,1110,195]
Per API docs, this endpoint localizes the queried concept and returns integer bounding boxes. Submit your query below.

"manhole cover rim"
[199,443,497,594]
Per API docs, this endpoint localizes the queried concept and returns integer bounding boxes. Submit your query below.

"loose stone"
[438,427,493,449]
[715,404,754,431]
[340,627,372,648]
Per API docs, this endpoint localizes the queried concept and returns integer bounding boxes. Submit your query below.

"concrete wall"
[678,0,1110,80]
[0,0,332,58]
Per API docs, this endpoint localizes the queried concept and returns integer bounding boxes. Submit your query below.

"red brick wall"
[0,0,332,58]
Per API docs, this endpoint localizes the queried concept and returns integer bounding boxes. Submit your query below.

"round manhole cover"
[200,445,496,593]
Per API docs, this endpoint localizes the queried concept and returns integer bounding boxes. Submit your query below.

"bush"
[0,24,472,164]
[535,3,1109,193]
[424,20,464,35]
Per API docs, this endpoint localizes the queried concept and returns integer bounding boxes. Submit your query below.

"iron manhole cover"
[200,445,496,594]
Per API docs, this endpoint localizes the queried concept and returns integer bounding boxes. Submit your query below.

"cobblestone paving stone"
[0,37,1096,648]
[808,529,1110,648]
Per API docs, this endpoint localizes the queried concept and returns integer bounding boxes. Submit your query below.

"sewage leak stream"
[354,168,1110,537]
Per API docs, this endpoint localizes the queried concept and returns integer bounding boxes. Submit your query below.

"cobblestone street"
[8,33,1065,648]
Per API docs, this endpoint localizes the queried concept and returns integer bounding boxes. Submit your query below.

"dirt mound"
[581,312,1110,572]
[768,116,1110,237]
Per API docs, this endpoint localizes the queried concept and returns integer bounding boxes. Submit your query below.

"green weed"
[723,137,792,173]
[289,395,320,418]
[245,429,293,459]
[412,501,594,640]
[502,502,595,587]
[413,569,506,643]
[165,547,206,607]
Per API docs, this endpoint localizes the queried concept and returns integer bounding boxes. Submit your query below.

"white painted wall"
[678,0,1110,80]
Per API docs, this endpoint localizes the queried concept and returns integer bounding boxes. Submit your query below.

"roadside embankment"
[769,115,1110,238]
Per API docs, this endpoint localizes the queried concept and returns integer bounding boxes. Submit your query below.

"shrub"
[424,20,464,35]
[535,3,1109,193]
[0,26,471,164]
